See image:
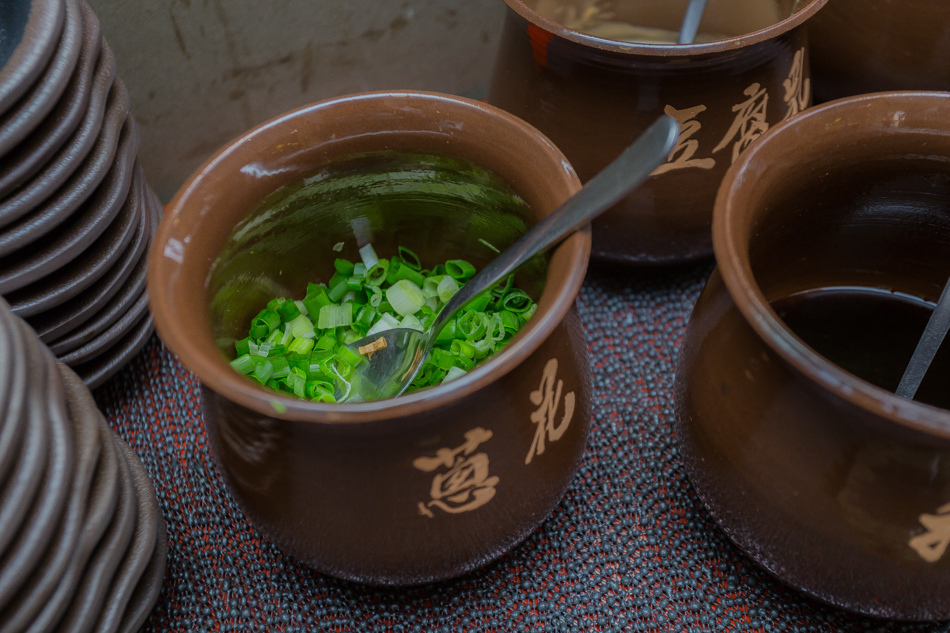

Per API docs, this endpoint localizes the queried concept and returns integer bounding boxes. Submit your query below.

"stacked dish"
[0,295,166,632]
[0,0,161,388]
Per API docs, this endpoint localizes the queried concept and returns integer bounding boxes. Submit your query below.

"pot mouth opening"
[713,91,950,439]
[503,0,828,57]
[149,91,590,425]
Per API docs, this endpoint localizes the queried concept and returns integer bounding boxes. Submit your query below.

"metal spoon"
[895,275,950,400]
[677,0,709,44]
[336,114,679,403]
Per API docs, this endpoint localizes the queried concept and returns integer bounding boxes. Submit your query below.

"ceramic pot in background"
[674,92,950,620]
[148,91,592,585]
[488,0,827,265]
[809,0,950,102]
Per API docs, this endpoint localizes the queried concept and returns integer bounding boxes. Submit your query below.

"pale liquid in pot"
[531,0,795,44]
[770,286,950,410]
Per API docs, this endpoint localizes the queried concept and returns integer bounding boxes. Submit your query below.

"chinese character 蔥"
[413,427,499,517]
[525,358,575,465]
[782,48,810,120]
[652,104,717,175]
[909,502,950,563]
[713,83,770,164]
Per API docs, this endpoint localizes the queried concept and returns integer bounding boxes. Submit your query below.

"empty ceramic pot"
[488,0,828,265]
[809,0,950,102]
[674,91,950,620]
[148,91,593,585]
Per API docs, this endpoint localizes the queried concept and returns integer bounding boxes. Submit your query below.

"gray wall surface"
[87,0,508,201]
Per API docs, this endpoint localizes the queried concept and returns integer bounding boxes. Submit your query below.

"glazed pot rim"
[149,90,590,425]
[714,91,950,438]
[500,0,828,57]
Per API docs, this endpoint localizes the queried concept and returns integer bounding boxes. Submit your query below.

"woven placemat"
[93,262,950,632]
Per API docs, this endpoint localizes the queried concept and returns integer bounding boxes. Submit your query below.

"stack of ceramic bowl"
[0,296,166,631]
[0,0,161,388]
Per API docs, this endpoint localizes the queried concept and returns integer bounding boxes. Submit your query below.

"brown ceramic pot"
[148,91,592,585]
[488,0,827,265]
[674,92,950,620]
[809,0,950,102]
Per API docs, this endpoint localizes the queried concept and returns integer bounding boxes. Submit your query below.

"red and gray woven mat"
[95,263,950,633]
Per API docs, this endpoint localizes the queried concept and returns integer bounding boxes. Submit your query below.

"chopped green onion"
[501,289,533,313]
[230,354,255,375]
[442,366,468,384]
[270,356,291,379]
[366,260,389,287]
[234,337,250,357]
[450,339,475,359]
[302,286,332,317]
[465,292,492,313]
[400,315,424,331]
[228,242,538,402]
[367,285,383,307]
[437,276,460,303]
[479,238,500,253]
[359,243,379,269]
[327,275,349,302]
[264,328,284,345]
[434,320,456,345]
[334,258,355,275]
[446,259,476,280]
[277,300,301,323]
[366,312,401,336]
[288,337,315,355]
[288,314,316,339]
[388,260,426,286]
[250,309,280,338]
[315,334,336,351]
[386,279,425,316]
[336,346,364,367]
[422,275,445,298]
[318,303,353,329]
[498,310,520,334]
[458,311,488,340]
[398,246,421,271]
[251,357,275,383]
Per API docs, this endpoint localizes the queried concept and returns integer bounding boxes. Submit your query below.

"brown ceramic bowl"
[674,92,950,620]
[148,91,593,585]
[488,0,827,265]
[809,0,950,102]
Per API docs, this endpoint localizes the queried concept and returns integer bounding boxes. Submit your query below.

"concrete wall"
[87,0,508,201]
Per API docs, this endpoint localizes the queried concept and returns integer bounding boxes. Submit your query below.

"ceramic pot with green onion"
[147,91,592,585]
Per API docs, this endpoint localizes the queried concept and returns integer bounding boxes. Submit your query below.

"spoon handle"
[431,114,679,335]
[677,0,709,44]
[895,275,950,399]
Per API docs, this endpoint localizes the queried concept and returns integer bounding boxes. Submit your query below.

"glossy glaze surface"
[149,91,593,584]
[488,0,826,264]
[675,92,950,619]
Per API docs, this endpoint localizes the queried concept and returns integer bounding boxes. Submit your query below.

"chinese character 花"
[525,358,575,465]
